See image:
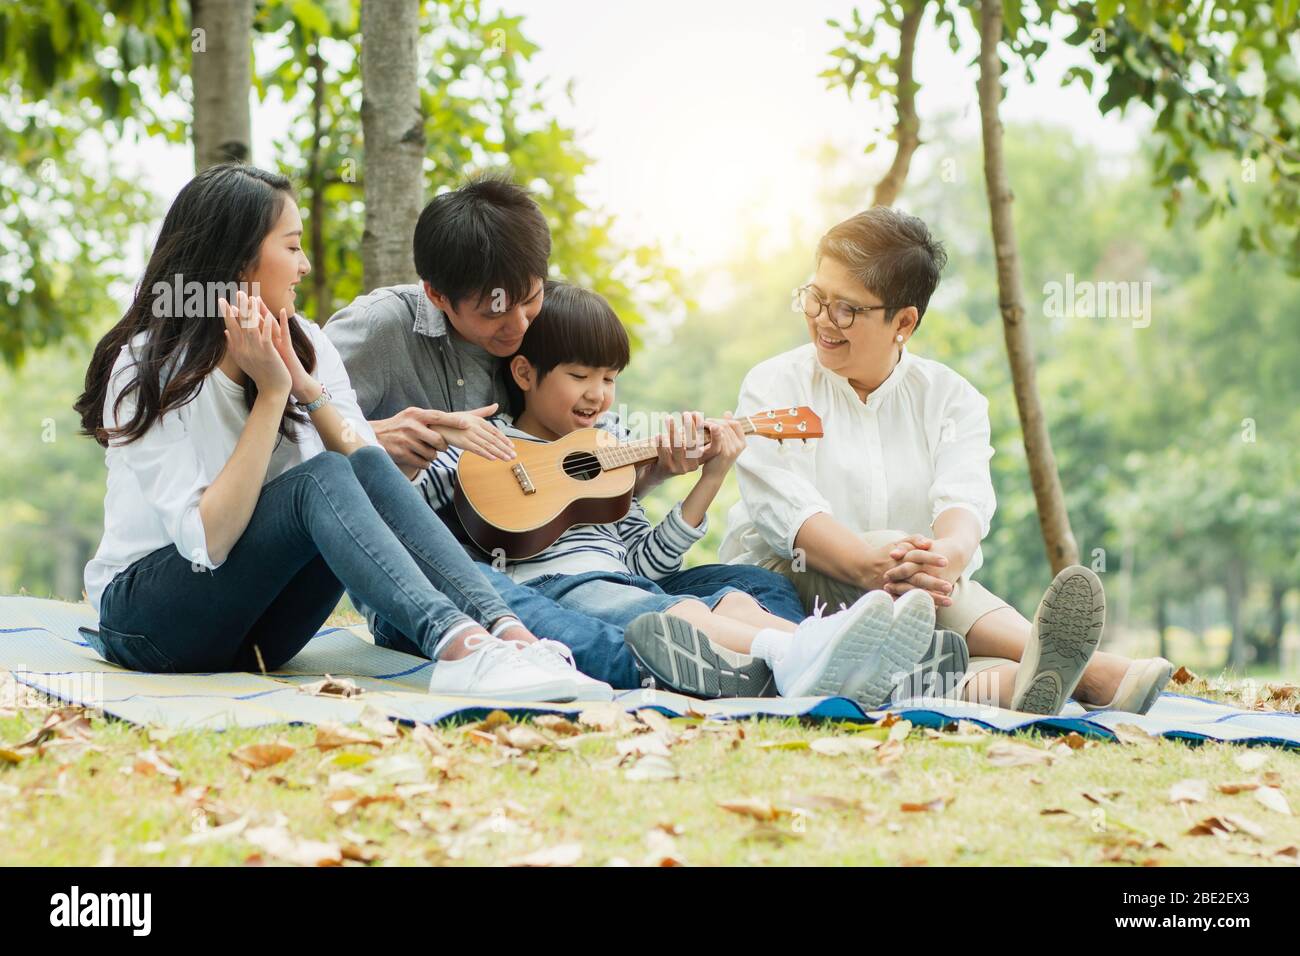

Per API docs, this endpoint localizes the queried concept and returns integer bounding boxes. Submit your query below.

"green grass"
[3,671,1298,867]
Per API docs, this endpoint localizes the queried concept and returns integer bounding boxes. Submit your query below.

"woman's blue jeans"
[90,446,513,673]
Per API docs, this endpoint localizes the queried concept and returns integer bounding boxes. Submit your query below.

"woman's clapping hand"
[219,291,292,397]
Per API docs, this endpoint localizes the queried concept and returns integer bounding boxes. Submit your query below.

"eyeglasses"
[793,285,900,331]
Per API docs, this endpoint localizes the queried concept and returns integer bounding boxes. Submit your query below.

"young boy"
[419,281,938,706]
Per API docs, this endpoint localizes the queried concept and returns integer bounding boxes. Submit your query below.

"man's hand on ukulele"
[428,404,517,462]
[374,403,514,477]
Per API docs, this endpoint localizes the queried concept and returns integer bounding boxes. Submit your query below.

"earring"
[895,334,903,343]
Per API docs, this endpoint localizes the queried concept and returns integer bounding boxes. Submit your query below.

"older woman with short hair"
[720,207,1173,715]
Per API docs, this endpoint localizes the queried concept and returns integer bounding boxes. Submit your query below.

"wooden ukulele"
[454,407,824,560]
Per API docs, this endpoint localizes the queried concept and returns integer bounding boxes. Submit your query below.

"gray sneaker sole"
[623,613,775,698]
[834,592,936,708]
[789,595,894,698]
[1013,567,1105,715]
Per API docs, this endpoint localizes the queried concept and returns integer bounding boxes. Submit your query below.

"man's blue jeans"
[369,561,806,689]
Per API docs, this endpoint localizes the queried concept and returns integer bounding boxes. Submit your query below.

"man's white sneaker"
[515,639,615,702]
[428,635,582,702]
[777,590,895,697]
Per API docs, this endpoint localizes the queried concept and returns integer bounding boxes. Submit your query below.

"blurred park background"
[1,0,1296,679]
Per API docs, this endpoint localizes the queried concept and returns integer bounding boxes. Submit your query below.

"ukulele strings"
[465,411,816,486]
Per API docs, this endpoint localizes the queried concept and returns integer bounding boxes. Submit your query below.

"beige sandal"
[1078,658,1174,715]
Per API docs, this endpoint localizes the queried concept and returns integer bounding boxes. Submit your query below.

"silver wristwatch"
[299,384,331,413]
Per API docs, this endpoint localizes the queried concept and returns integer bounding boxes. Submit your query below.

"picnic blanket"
[2,596,1298,749]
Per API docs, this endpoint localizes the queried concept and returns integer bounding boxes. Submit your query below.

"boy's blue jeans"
[368,561,805,689]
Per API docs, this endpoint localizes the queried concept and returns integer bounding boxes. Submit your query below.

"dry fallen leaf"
[900,795,952,813]
[367,754,428,785]
[532,715,582,737]
[886,719,913,743]
[1111,724,1160,747]
[230,742,296,771]
[1061,732,1088,750]
[788,793,859,812]
[623,754,679,782]
[1081,789,1124,806]
[1186,813,1266,840]
[987,742,1055,767]
[495,724,553,753]
[1217,780,1260,794]
[635,709,679,742]
[244,826,342,866]
[617,733,672,759]
[181,815,250,846]
[644,828,685,867]
[1168,778,1208,804]
[313,723,382,752]
[511,843,583,867]
[809,737,880,757]
[358,707,400,740]
[1234,751,1271,773]
[578,704,639,734]
[296,675,362,698]
[876,738,906,765]
[131,749,181,779]
[327,789,404,816]
[1170,665,1196,685]
[717,797,785,822]
[1254,787,1292,816]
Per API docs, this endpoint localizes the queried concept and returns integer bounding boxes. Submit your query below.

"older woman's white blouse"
[719,343,996,580]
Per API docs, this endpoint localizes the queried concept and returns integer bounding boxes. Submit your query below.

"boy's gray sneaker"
[623,612,775,698]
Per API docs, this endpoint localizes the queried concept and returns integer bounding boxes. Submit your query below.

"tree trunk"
[308,45,329,321]
[1155,590,1168,661]
[1264,580,1287,668]
[975,0,1079,574]
[360,0,425,291]
[873,0,925,207]
[191,0,254,171]
[1225,563,1247,672]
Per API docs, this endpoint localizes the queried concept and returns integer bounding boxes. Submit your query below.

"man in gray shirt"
[326,174,804,692]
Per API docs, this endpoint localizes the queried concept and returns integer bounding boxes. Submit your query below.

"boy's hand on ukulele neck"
[637,411,708,491]
[700,412,746,479]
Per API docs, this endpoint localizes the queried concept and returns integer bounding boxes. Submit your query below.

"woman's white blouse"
[83,318,377,613]
[719,343,996,580]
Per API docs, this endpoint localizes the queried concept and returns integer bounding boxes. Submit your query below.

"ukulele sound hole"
[562,451,602,481]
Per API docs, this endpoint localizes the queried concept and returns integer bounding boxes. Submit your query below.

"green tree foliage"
[256,0,684,332]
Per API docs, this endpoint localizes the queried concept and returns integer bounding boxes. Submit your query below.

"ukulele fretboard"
[590,419,766,471]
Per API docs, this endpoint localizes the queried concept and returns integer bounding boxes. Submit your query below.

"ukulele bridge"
[511,461,537,495]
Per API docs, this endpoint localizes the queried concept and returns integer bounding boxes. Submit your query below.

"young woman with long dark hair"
[74,163,609,702]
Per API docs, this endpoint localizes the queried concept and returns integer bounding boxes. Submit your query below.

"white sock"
[751,628,793,667]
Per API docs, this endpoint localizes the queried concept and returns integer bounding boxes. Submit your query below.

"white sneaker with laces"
[428,635,583,702]
[777,591,895,697]
[514,639,615,702]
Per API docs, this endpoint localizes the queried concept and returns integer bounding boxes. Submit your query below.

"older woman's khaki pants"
[756,529,1017,694]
